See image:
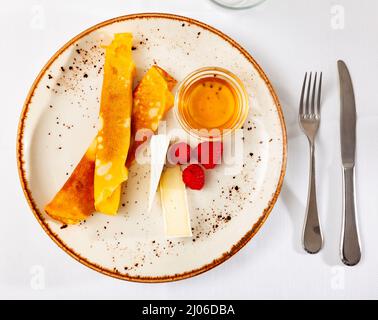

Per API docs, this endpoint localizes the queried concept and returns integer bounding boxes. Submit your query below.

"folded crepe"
[44,50,176,224]
[44,139,97,225]
[94,33,135,214]
[127,65,177,166]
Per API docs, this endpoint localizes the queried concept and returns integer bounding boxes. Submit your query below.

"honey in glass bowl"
[175,67,249,140]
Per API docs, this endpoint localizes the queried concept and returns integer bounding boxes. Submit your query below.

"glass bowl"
[211,0,266,9]
[174,67,249,141]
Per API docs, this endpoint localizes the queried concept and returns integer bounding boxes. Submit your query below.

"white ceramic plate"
[17,13,286,282]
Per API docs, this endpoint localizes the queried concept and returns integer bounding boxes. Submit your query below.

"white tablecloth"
[1,0,377,299]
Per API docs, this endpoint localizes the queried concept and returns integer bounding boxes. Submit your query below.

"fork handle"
[341,166,361,266]
[303,143,323,253]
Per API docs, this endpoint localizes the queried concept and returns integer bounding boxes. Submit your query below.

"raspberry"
[167,142,192,165]
[182,164,205,190]
[194,141,223,169]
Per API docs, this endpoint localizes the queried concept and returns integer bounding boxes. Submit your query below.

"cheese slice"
[159,166,192,238]
[94,33,135,214]
[148,135,170,211]
[44,139,97,224]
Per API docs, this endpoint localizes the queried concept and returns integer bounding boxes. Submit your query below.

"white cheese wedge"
[148,134,170,212]
[159,166,192,238]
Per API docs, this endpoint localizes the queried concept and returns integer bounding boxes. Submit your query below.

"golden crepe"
[44,139,97,224]
[94,33,135,214]
[44,64,176,223]
[126,66,177,166]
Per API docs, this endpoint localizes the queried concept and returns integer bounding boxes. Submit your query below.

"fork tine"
[317,72,322,115]
[299,72,307,116]
[311,72,317,115]
[305,72,312,114]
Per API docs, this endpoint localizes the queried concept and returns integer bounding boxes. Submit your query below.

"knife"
[338,60,361,266]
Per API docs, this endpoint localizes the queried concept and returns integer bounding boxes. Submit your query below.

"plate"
[17,13,287,282]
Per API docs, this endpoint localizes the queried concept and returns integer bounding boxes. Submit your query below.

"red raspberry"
[194,141,223,169]
[167,142,192,165]
[182,164,205,190]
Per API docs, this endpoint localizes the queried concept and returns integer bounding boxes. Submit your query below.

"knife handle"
[341,166,361,266]
[303,143,323,254]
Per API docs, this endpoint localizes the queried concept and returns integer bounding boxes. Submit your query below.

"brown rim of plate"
[16,13,287,283]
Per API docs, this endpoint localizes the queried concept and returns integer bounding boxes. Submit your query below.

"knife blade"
[338,60,361,266]
[338,60,356,167]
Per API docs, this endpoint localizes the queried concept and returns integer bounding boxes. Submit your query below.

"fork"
[299,72,323,254]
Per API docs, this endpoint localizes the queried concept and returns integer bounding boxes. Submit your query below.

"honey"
[180,77,238,130]
[175,67,249,140]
